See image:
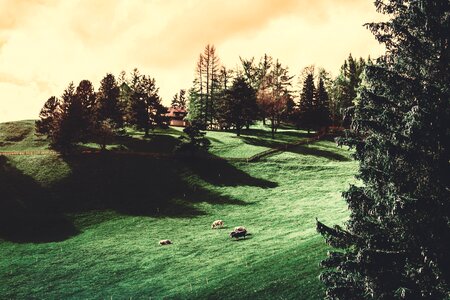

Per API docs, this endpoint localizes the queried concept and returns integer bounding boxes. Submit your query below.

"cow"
[230,228,250,240]
[211,220,224,229]
[159,239,172,245]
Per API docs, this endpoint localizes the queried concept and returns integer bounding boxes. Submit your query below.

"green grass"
[0,121,356,299]
[0,120,49,151]
[207,123,311,159]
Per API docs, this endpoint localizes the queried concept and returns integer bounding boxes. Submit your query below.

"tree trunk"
[271,118,275,139]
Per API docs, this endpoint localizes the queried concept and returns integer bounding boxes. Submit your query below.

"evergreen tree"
[317,1,449,299]
[175,120,211,156]
[52,82,83,150]
[187,85,202,123]
[298,69,316,133]
[217,76,256,136]
[128,69,150,135]
[171,92,179,108]
[332,54,366,127]
[128,69,165,136]
[315,77,331,130]
[178,89,187,109]
[96,73,122,128]
[170,89,187,109]
[35,96,60,136]
[75,80,96,138]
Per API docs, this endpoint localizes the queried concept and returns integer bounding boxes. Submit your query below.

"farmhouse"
[166,107,188,127]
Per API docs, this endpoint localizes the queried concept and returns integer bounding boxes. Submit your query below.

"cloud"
[0,0,384,122]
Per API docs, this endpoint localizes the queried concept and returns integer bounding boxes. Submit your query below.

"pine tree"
[217,76,256,136]
[127,70,165,136]
[171,93,179,108]
[170,89,187,109]
[96,73,122,128]
[178,89,187,109]
[75,80,96,138]
[52,82,83,150]
[317,1,449,298]
[35,96,60,136]
[298,68,316,133]
[333,54,366,128]
[128,69,150,135]
[315,77,331,131]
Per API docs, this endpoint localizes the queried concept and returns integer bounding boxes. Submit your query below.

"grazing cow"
[211,220,224,229]
[230,228,248,240]
[159,239,172,245]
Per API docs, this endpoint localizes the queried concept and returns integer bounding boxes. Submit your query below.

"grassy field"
[0,121,356,299]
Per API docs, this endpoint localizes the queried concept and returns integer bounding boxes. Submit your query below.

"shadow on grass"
[0,156,78,243]
[55,153,252,218]
[0,134,277,243]
[183,155,277,188]
[289,144,351,161]
[242,135,350,162]
[116,134,180,153]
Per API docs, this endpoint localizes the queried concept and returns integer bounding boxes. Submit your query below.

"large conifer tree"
[35,96,60,136]
[298,70,316,133]
[96,73,122,128]
[317,1,449,299]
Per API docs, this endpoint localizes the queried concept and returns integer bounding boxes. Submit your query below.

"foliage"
[298,68,316,133]
[216,76,257,135]
[127,69,167,136]
[315,77,332,130]
[188,44,221,129]
[171,89,187,109]
[257,59,293,138]
[329,54,366,127]
[175,121,211,155]
[50,82,87,151]
[96,73,123,128]
[35,96,60,136]
[317,1,450,298]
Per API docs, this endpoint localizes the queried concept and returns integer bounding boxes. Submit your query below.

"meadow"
[0,120,356,299]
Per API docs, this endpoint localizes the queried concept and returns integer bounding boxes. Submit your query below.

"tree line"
[186,45,368,138]
[36,69,167,151]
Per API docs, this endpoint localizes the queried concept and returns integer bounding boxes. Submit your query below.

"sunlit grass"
[0,121,355,299]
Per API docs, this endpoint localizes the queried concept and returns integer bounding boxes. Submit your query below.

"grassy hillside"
[0,121,356,299]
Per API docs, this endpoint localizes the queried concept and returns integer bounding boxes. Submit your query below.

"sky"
[0,0,385,122]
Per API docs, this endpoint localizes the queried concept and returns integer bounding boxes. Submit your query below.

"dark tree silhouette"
[315,77,331,131]
[217,76,256,136]
[96,73,123,128]
[175,121,211,156]
[50,82,83,150]
[298,68,316,133]
[35,96,60,136]
[75,79,96,138]
[317,1,450,298]
[171,89,187,109]
[128,69,165,136]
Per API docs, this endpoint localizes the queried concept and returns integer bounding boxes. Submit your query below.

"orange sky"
[0,0,385,122]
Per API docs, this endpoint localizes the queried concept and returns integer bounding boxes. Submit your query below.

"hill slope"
[0,120,356,299]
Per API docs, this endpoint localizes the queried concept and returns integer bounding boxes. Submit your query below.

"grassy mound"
[0,121,355,299]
